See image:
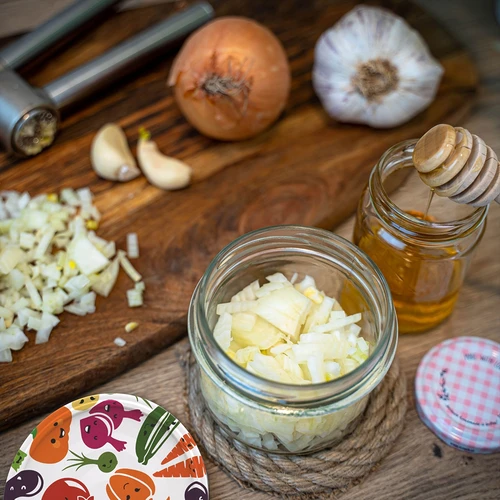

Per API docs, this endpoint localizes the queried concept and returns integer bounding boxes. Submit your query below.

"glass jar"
[354,140,488,334]
[188,226,397,454]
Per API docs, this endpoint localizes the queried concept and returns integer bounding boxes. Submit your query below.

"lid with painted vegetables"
[415,336,500,454]
[4,393,209,500]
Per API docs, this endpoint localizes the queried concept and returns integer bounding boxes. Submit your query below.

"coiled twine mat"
[182,350,407,498]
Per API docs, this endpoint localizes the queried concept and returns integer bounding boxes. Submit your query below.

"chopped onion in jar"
[208,271,373,452]
[213,312,232,351]
[230,280,260,303]
[213,272,371,384]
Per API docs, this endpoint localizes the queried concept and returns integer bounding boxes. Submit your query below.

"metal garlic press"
[0,0,213,157]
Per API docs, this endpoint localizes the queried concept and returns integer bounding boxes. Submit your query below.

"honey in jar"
[353,141,487,333]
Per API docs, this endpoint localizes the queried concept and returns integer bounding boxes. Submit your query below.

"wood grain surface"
[0,0,478,432]
[2,0,500,498]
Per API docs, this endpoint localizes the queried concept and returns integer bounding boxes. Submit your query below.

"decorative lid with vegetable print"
[4,394,209,500]
[415,336,500,454]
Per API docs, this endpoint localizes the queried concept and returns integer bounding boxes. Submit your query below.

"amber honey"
[354,210,463,333]
[353,140,487,334]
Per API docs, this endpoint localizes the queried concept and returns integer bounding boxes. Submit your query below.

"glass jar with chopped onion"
[188,226,397,454]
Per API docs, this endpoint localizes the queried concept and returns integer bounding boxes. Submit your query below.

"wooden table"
[1,1,500,498]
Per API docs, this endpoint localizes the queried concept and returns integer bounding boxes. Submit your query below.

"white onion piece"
[126,233,139,259]
[126,289,143,308]
[118,251,142,282]
[0,349,12,362]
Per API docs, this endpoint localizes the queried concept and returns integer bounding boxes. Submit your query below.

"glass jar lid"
[415,336,500,454]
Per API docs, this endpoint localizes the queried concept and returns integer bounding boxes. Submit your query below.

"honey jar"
[353,140,488,333]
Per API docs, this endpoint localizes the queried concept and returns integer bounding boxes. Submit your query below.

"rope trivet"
[180,348,407,499]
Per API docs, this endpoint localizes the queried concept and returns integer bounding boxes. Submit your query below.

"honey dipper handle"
[413,124,457,173]
[412,124,500,207]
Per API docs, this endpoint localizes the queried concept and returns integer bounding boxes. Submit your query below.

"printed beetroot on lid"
[415,336,500,454]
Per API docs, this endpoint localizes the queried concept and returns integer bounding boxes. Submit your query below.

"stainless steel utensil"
[0,0,214,157]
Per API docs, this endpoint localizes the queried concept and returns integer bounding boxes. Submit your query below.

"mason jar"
[354,140,488,334]
[188,226,397,454]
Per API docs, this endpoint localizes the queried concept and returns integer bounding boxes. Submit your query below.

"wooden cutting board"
[0,0,477,431]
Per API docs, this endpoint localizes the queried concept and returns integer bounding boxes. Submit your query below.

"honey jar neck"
[368,140,488,242]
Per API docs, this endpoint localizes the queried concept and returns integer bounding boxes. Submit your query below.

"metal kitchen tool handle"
[0,0,123,70]
[0,2,213,157]
[44,2,214,110]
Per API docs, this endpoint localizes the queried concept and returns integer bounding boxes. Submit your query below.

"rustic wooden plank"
[0,0,479,432]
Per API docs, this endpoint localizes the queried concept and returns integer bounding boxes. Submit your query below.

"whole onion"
[168,17,291,141]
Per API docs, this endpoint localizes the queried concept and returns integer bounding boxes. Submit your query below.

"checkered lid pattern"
[415,336,500,454]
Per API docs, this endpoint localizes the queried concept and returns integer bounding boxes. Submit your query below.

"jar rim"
[370,140,488,242]
[188,225,398,407]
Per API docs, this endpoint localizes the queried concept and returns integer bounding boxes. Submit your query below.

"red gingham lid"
[415,336,500,454]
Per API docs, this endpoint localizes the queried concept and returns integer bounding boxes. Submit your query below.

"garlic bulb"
[313,6,444,128]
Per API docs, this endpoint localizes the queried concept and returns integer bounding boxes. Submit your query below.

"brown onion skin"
[168,17,291,141]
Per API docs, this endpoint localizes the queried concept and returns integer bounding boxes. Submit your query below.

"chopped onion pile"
[214,272,370,384]
[0,189,145,362]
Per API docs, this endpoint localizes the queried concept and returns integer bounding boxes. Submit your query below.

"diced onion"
[253,286,311,340]
[70,236,109,275]
[64,304,89,316]
[0,349,12,362]
[230,280,260,302]
[213,312,232,351]
[91,258,119,297]
[118,251,142,282]
[126,233,139,259]
[216,301,258,315]
[265,272,289,283]
[0,246,25,274]
[295,275,316,293]
[254,282,288,298]
[0,189,145,362]
[126,289,144,308]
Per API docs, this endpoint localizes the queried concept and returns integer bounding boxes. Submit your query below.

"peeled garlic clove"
[91,123,141,181]
[137,130,191,190]
[313,5,444,128]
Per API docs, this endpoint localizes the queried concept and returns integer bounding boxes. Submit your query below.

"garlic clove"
[137,129,191,191]
[313,5,444,129]
[91,123,141,182]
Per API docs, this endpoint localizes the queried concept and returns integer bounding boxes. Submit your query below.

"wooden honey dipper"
[412,124,500,207]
